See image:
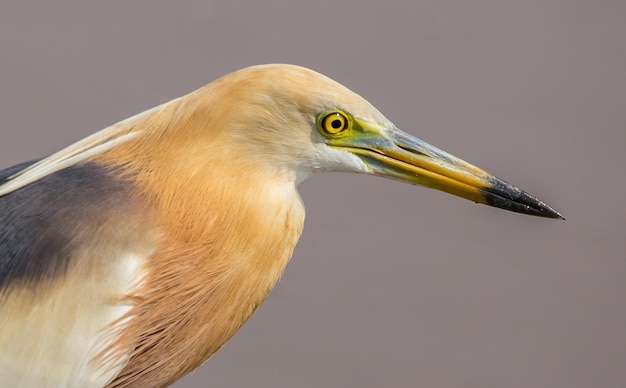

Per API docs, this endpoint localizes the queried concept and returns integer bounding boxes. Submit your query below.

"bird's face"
[224,65,561,218]
[312,109,563,217]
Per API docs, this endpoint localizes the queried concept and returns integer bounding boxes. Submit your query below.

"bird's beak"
[328,120,563,219]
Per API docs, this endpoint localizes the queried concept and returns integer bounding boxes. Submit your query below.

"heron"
[0,64,562,387]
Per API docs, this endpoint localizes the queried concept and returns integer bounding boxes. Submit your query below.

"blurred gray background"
[1,1,624,387]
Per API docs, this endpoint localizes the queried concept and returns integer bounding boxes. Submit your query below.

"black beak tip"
[485,177,564,220]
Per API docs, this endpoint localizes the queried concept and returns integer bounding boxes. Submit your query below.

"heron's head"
[207,64,561,219]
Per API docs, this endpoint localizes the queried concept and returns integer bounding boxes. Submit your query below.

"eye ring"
[319,111,350,135]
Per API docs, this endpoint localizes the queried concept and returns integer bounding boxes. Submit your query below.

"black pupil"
[330,119,342,129]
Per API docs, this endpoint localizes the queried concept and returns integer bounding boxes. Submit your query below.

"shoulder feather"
[0,100,179,197]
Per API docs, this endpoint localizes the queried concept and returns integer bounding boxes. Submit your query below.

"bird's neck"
[96,147,305,387]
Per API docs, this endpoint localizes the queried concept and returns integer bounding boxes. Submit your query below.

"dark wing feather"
[0,161,135,290]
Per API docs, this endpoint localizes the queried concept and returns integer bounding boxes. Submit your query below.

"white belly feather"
[0,251,149,388]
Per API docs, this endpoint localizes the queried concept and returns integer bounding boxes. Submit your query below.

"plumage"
[0,64,562,387]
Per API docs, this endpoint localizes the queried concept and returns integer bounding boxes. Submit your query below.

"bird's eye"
[319,111,350,135]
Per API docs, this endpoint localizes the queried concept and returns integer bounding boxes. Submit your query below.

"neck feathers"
[89,90,306,387]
